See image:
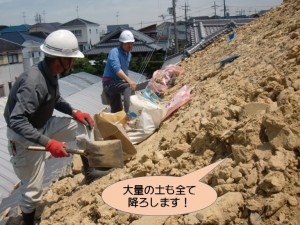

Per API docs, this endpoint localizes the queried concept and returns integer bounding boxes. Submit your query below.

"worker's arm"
[116,69,137,91]
[6,77,50,146]
[107,47,137,91]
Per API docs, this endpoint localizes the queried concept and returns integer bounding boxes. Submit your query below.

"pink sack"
[163,85,192,119]
[148,64,185,96]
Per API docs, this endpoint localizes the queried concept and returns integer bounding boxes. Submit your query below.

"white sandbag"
[126,94,167,144]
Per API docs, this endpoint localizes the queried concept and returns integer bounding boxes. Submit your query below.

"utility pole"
[211,1,220,17]
[183,0,190,42]
[223,0,226,17]
[172,0,179,53]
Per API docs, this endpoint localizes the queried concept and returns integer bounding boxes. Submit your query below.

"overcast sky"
[0,0,283,31]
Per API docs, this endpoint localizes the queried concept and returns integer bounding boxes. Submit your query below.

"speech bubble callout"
[102,159,224,216]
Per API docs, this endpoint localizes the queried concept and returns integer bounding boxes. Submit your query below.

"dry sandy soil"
[3,0,300,224]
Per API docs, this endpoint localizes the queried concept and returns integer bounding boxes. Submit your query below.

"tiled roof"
[30,22,61,31]
[0,25,8,31]
[0,31,44,45]
[191,18,254,40]
[163,17,254,66]
[28,23,61,38]
[198,18,254,26]
[138,24,157,33]
[60,18,99,27]
[107,24,130,33]
[0,38,22,54]
[99,28,156,45]
[84,42,161,56]
[0,24,31,33]
[85,27,162,56]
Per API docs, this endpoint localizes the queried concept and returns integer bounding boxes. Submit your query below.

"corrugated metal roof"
[0,72,101,210]
[162,53,183,68]
[0,70,147,213]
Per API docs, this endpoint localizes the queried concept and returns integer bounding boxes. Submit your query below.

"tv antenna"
[76,5,79,18]
[22,12,26,24]
[116,11,119,25]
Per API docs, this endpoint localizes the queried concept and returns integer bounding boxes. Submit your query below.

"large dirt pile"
[11,0,300,224]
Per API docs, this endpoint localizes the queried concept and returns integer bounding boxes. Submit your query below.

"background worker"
[102,30,137,113]
[4,29,110,225]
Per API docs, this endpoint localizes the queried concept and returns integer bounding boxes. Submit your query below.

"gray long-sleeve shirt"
[4,60,73,146]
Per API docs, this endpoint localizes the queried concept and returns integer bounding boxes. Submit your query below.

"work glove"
[45,139,68,158]
[72,110,94,130]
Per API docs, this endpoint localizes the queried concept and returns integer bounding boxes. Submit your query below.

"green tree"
[72,58,97,75]
[130,53,164,78]
[94,53,108,76]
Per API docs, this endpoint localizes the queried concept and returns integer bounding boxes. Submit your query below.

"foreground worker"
[102,30,137,113]
[4,29,110,225]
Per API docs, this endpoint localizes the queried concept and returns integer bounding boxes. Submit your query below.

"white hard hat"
[40,29,84,58]
[119,30,135,43]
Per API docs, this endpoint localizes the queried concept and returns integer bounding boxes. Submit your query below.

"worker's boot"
[80,155,112,184]
[22,210,35,225]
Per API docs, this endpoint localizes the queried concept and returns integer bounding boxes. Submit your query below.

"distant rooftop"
[0,31,44,45]
[60,18,99,27]
[0,24,31,33]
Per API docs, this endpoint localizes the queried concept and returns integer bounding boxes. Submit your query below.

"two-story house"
[0,27,44,97]
[59,18,101,51]
[0,39,23,96]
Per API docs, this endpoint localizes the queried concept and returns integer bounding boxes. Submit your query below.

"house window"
[8,54,18,64]
[0,85,5,97]
[96,29,98,34]
[89,29,91,34]
[31,51,40,58]
[72,30,82,37]
[79,44,84,51]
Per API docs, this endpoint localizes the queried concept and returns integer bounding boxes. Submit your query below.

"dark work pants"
[103,80,132,113]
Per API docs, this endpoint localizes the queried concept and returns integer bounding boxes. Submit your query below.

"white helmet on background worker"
[40,29,84,58]
[119,30,135,43]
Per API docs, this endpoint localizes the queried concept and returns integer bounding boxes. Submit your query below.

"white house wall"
[87,25,101,46]
[0,63,23,96]
[64,24,100,50]
[22,40,44,72]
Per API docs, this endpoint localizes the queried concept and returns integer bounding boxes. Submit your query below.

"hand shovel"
[27,139,124,168]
